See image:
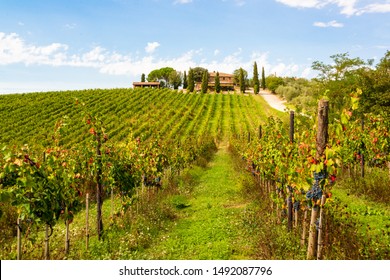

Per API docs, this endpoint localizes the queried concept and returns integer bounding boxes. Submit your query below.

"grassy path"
[137,143,256,260]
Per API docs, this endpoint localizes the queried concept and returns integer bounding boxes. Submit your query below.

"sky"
[0,0,389,93]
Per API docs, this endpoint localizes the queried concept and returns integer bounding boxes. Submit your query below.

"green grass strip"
[138,144,255,260]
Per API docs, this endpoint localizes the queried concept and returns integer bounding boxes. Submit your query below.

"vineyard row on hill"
[0,88,276,148]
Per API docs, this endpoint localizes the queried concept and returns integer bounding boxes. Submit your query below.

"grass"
[324,186,390,259]
[134,143,257,259]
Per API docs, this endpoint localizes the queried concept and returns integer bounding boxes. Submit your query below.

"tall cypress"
[261,66,266,90]
[141,73,146,82]
[201,70,209,93]
[253,62,259,94]
[183,71,188,89]
[239,68,245,93]
[188,68,195,92]
[215,72,221,93]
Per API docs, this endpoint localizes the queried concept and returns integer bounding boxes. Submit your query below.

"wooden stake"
[301,208,308,246]
[316,100,329,158]
[360,118,365,178]
[111,187,114,220]
[45,224,50,260]
[317,195,327,260]
[65,218,70,255]
[289,111,295,143]
[96,132,103,241]
[307,99,329,259]
[307,205,319,259]
[259,125,262,139]
[287,196,293,231]
[17,218,22,260]
[294,206,299,229]
[86,193,89,250]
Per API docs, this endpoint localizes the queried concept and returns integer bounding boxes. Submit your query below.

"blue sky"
[1,0,389,93]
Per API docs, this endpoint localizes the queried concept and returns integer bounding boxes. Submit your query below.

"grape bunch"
[313,171,327,182]
[306,185,323,201]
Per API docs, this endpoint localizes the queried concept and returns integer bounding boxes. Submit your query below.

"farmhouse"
[209,71,234,90]
[195,71,235,91]
[133,82,160,89]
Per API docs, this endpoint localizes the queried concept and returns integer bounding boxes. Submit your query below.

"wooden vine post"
[287,111,295,231]
[65,207,70,255]
[289,111,295,143]
[307,99,329,260]
[86,193,89,250]
[17,218,22,260]
[360,118,365,178]
[300,208,308,246]
[259,125,262,139]
[317,194,327,259]
[96,132,103,241]
[287,196,293,231]
[45,224,50,260]
[111,187,114,220]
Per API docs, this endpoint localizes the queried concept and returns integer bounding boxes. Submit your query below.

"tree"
[312,53,365,82]
[312,53,367,112]
[253,62,260,94]
[192,67,208,83]
[266,75,284,93]
[359,50,390,116]
[261,66,266,89]
[239,68,245,93]
[215,72,221,93]
[141,73,146,82]
[187,68,195,92]
[234,68,248,86]
[169,71,182,90]
[147,67,175,88]
[183,71,188,89]
[201,70,209,93]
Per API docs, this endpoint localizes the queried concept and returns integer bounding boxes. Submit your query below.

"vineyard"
[0,88,389,260]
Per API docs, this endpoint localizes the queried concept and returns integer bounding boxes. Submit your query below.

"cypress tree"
[261,66,266,90]
[188,68,195,92]
[253,62,259,94]
[183,71,188,89]
[239,68,245,93]
[141,73,146,82]
[201,70,209,93]
[215,72,221,93]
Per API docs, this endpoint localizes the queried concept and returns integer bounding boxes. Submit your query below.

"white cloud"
[214,49,220,55]
[301,67,313,78]
[64,23,77,30]
[82,46,106,62]
[275,0,390,16]
[173,0,193,4]
[235,0,246,6]
[0,32,312,89]
[0,32,69,66]
[356,2,390,15]
[313,20,344,27]
[275,0,326,9]
[145,42,160,54]
[336,0,361,16]
[375,45,390,49]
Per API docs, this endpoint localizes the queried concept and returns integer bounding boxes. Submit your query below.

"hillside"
[0,88,285,148]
